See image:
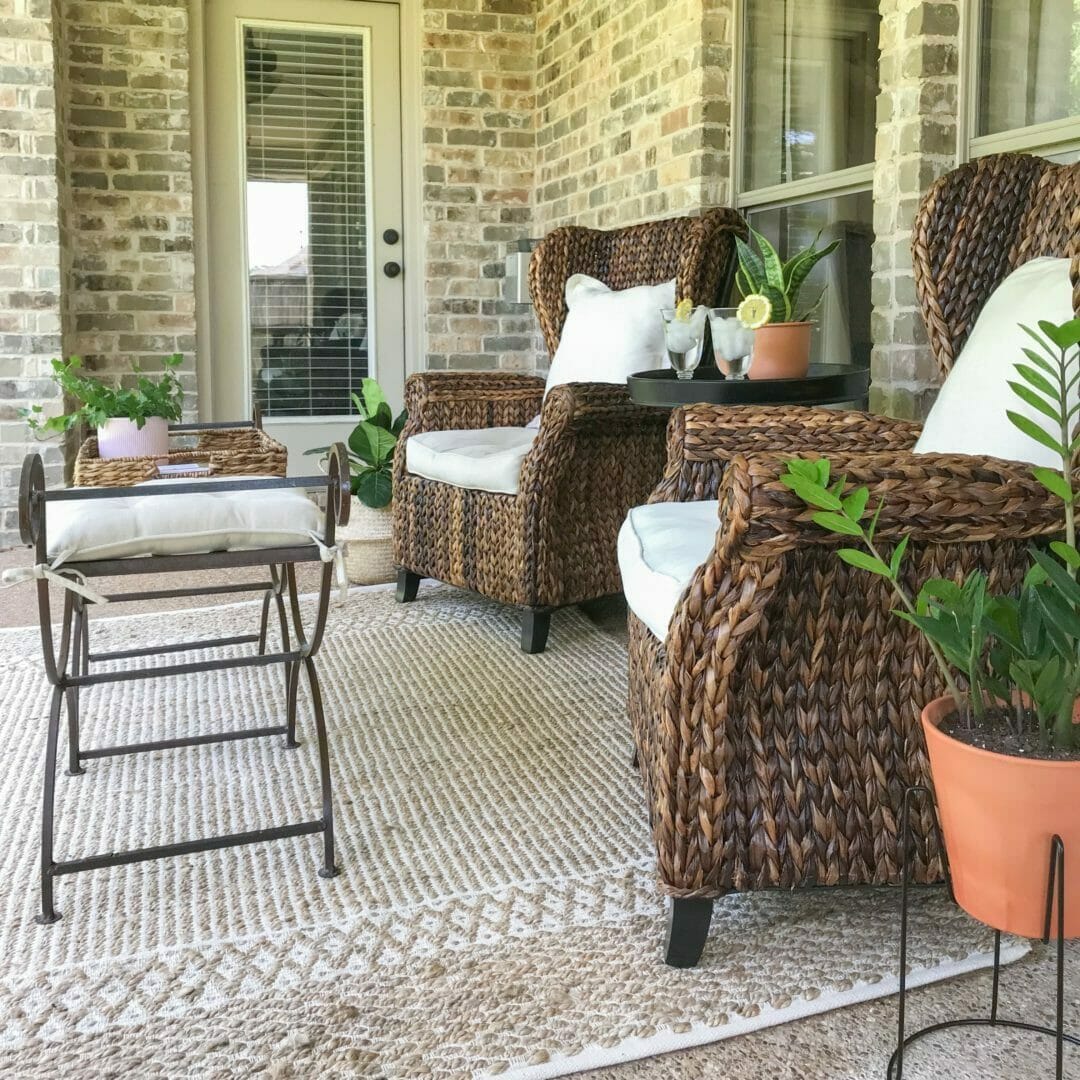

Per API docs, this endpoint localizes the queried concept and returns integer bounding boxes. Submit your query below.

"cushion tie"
[1,550,110,606]
[308,533,349,602]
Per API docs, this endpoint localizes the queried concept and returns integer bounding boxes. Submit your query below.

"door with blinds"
[205,0,404,465]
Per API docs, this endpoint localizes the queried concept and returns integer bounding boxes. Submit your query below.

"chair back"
[528,208,746,358]
[913,152,1080,377]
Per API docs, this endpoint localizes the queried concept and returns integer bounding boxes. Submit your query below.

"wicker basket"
[339,501,395,585]
[74,425,287,487]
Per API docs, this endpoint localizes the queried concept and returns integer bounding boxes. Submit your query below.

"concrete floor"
[1,546,1076,1079]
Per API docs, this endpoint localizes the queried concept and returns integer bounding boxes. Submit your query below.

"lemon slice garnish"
[674,297,694,322]
[737,294,772,329]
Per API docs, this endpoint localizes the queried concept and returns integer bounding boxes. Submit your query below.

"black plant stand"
[889,786,1079,1079]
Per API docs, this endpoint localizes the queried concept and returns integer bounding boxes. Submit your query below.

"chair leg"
[396,569,421,604]
[37,686,64,925]
[521,608,552,654]
[664,897,714,968]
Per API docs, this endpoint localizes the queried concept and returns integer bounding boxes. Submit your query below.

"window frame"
[960,0,1080,161]
[731,0,877,216]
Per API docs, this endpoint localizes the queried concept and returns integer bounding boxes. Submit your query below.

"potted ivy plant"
[305,377,406,585]
[734,228,840,379]
[24,354,184,460]
[782,317,1080,939]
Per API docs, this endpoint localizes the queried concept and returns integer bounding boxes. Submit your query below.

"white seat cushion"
[405,427,537,495]
[47,479,324,562]
[617,500,720,641]
[543,274,675,398]
[914,257,1077,467]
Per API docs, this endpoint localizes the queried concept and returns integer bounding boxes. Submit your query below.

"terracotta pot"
[922,695,1080,938]
[749,322,812,380]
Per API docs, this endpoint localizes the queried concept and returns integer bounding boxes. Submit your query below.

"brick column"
[869,0,961,419]
[0,0,65,544]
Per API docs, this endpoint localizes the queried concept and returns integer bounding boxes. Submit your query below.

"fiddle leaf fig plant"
[782,316,1080,753]
[305,377,406,509]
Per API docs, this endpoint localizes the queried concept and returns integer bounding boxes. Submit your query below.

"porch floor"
[0,544,1075,1079]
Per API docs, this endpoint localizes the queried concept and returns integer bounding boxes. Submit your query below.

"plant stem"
[862,533,966,712]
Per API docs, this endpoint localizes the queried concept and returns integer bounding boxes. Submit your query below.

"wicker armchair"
[393,208,746,652]
[629,152,1080,966]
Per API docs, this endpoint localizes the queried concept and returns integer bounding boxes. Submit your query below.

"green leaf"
[1032,466,1074,503]
[751,228,786,300]
[735,236,767,293]
[841,486,869,521]
[360,377,388,418]
[1039,319,1080,351]
[1051,540,1080,568]
[1021,346,1059,378]
[348,420,397,466]
[1009,382,1062,424]
[811,510,864,537]
[836,548,891,576]
[779,472,843,510]
[1006,410,1065,457]
[889,534,909,577]
[1013,363,1058,399]
[355,466,392,508]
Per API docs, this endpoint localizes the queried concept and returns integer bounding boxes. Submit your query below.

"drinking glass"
[661,306,708,380]
[708,307,755,379]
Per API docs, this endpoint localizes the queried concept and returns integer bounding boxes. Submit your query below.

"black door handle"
[383,261,402,278]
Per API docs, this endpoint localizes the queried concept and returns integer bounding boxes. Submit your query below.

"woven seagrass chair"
[393,208,746,652]
[626,152,1080,966]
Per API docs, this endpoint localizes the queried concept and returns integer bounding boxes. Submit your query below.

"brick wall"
[58,0,196,400]
[0,0,64,540]
[533,0,734,233]
[420,0,538,372]
[869,0,961,418]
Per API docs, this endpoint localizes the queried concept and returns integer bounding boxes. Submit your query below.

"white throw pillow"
[914,257,1076,467]
[542,274,675,398]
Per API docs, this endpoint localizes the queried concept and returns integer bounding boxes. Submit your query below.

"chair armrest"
[401,371,545,435]
[519,381,668,492]
[649,404,924,504]
[733,449,1060,557]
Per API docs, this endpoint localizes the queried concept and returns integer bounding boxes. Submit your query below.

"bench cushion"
[47,480,324,562]
[405,427,537,495]
[617,500,720,642]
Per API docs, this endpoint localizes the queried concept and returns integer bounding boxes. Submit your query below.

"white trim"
[399,0,425,376]
[736,163,875,212]
[962,0,1080,162]
[190,0,424,421]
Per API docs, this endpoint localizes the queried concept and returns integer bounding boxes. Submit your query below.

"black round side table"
[627,363,871,409]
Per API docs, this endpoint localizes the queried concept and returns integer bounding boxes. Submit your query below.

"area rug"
[0,587,1024,1078]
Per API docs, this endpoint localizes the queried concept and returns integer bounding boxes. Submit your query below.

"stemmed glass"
[708,307,755,379]
[661,305,708,380]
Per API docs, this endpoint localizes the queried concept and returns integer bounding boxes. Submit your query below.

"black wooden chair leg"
[664,897,714,968]
[396,569,421,603]
[521,608,552,654]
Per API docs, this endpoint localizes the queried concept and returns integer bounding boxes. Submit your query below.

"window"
[243,26,371,417]
[968,0,1080,159]
[736,0,880,366]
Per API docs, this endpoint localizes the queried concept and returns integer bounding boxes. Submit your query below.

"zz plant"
[735,228,840,324]
[306,377,406,509]
[782,317,1080,753]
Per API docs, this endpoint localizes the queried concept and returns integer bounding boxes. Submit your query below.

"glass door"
[205,0,404,465]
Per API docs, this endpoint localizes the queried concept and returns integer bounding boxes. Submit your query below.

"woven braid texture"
[631,152,1080,903]
[393,210,747,610]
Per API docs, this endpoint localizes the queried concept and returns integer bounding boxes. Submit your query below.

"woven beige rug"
[0,587,1023,1077]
